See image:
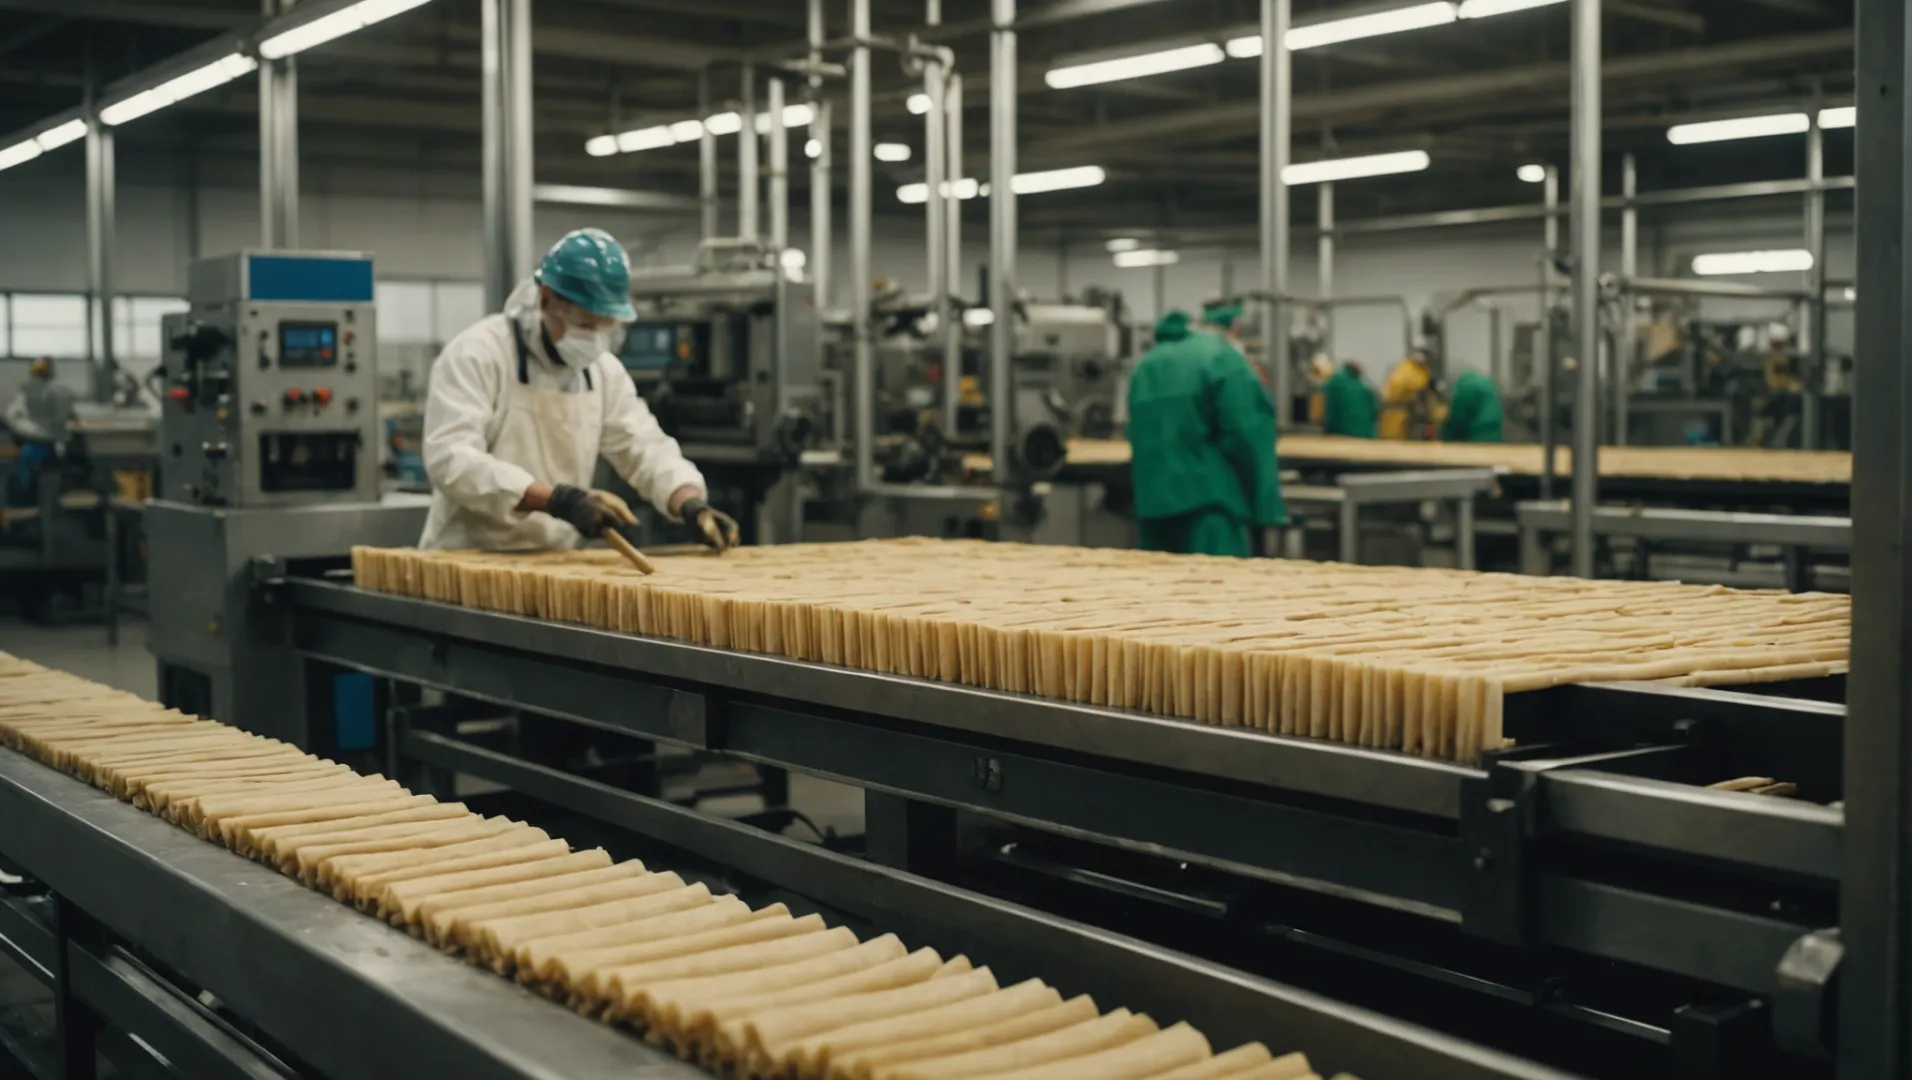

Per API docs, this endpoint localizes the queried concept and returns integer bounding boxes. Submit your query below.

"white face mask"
[553,324,609,367]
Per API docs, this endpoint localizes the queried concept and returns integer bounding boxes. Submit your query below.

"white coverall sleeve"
[3,392,45,441]
[596,360,706,518]
[422,335,538,524]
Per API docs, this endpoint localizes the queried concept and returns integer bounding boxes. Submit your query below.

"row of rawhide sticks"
[0,654,1333,1080]
[350,539,1850,765]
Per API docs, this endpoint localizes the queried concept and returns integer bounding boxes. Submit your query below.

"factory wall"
[0,160,1854,396]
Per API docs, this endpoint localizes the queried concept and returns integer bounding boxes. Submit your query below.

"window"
[433,281,484,345]
[10,293,89,359]
[377,279,486,350]
[111,296,190,360]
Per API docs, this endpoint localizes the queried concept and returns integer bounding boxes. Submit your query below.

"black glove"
[679,496,741,552]
[547,484,637,537]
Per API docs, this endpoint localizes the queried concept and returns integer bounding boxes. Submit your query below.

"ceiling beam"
[0,0,246,30]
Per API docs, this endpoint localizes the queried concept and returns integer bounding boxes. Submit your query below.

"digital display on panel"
[621,323,678,371]
[279,322,339,366]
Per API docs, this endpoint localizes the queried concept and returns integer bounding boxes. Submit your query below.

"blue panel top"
[246,254,375,303]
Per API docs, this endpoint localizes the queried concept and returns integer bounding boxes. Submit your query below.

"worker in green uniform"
[1321,360,1379,438]
[1441,369,1505,443]
[1126,305,1285,557]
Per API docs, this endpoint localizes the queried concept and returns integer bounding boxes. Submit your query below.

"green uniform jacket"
[1322,365,1378,438]
[1127,313,1285,537]
[1442,370,1505,443]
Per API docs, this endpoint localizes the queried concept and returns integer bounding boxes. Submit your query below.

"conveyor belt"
[1032,437,1852,487]
[350,540,1849,766]
[0,656,1325,1080]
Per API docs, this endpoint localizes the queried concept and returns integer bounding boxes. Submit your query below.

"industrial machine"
[622,239,823,544]
[145,250,428,728]
[157,250,381,508]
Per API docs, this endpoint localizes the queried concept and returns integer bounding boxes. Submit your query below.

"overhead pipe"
[988,0,1015,486]
[1260,0,1292,429]
[850,0,875,493]
[1569,0,1601,579]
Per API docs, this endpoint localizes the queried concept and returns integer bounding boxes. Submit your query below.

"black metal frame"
[277,576,1846,1065]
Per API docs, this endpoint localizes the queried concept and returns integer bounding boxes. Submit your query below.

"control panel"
[159,251,381,507]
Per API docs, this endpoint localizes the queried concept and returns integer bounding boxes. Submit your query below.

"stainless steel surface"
[699,69,718,241]
[851,0,874,493]
[1515,500,1852,576]
[1540,165,1559,501]
[1609,276,1810,301]
[1843,6,1906,1065]
[258,0,298,251]
[146,499,429,738]
[1616,153,1634,447]
[942,72,964,438]
[1318,180,1334,357]
[740,61,759,243]
[0,750,702,1080]
[988,0,1015,486]
[479,0,533,311]
[1285,469,1494,566]
[767,76,788,252]
[1803,112,1826,451]
[85,105,116,391]
[1568,0,1600,579]
[1260,0,1291,429]
[505,0,533,289]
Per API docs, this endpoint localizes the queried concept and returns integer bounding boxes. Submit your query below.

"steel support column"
[923,5,952,434]
[943,72,965,433]
[700,69,719,241]
[1567,0,1601,579]
[768,76,789,252]
[740,62,759,243]
[84,102,115,399]
[1616,152,1635,446]
[1319,180,1335,357]
[481,0,535,312]
[988,0,1015,485]
[258,0,298,250]
[1260,0,1292,428]
[850,0,874,492]
[808,1,830,308]
[1803,113,1827,450]
[1842,0,1912,1073]
[1540,164,1560,499]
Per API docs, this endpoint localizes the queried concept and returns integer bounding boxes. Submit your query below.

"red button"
[314,387,333,405]
[165,387,189,402]
[285,388,305,404]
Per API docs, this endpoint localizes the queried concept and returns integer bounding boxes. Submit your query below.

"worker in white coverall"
[419,228,740,552]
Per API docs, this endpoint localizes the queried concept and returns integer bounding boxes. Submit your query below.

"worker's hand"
[546,483,638,537]
[679,497,741,552]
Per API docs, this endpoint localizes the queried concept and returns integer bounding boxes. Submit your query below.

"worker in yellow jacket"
[1379,349,1437,440]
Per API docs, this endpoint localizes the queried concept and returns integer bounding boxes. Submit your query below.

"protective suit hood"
[1153,310,1193,343]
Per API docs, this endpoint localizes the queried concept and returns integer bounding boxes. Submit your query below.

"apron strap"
[509,319,531,385]
[582,366,594,391]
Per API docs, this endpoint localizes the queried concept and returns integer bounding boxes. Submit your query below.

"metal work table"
[272,575,1847,1057]
[1515,500,1851,586]
[1284,468,1497,567]
[0,747,701,1080]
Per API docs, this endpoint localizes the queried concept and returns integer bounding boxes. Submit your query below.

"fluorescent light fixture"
[805,138,822,159]
[35,119,87,151]
[1224,36,1262,58]
[1114,249,1179,268]
[0,140,43,172]
[99,53,256,126]
[752,103,814,134]
[703,111,743,136]
[615,126,675,152]
[585,135,618,157]
[1287,2,1457,51]
[258,0,433,59]
[1045,43,1224,90]
[1457,0,1564,16]
[1692,249,1814,276]
[1516,163,1547,183]
[780,249,807,271]
[898,178,983,203]
[1106,238,1142,252]
[1013,165,1106,194]
[1818,105,1855,129]
[1284,149,1429,185]
[874,142,912,162]
[1667,112,1809,145]
[963,308,996,327]
[669,119,705,142]
[907,93,931,115]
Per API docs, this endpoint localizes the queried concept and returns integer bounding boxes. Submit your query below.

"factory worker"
[1379,348,1434,440]
[419,228,739,552]
[1126,306,1284,558]
[5,358,76,500]
[1321,360,1379,439]
[1441,370,1505,443]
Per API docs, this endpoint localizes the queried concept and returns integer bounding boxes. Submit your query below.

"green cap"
[1202,300,1244,330]
[536,228,637,321]
[1153,310,1193,342]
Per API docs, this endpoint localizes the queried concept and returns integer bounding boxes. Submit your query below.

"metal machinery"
[144,250,428,731]
[622,239,823,546]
